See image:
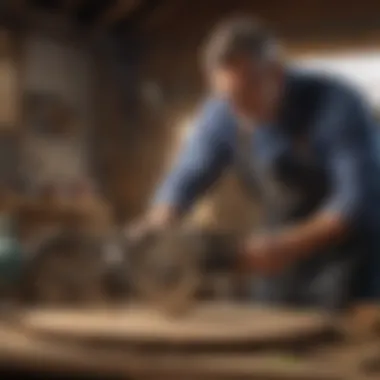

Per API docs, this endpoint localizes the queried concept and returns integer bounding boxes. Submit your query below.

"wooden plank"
[0,326,128,376]
[94,0,140,29]
[62,0,86,12]
[113,352,345,379]
[0,29,18,131]
[138,0,189,33]
[19,303,332,346]
[310,341,380,378]
[0,324,345,379]
[6,0,28,12]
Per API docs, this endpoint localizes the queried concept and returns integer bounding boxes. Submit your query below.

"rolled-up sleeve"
[152,99,234,212]
[319,87,374,226]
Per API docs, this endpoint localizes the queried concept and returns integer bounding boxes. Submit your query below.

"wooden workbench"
[0,303,377,379]
[18,303,333,346]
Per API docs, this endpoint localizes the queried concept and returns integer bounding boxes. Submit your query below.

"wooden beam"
[62,0,86,13]
[1,0,30,31]
[94,0,141,29]
[138,0,188,33]
[5,0,29,14]
[286,29,380,56]
[0,324,346,379]
[8,0,28,10]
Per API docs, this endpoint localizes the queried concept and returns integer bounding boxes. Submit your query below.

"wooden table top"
[18,302,331,346]
[0,323,348,380]
[0,303,378,379]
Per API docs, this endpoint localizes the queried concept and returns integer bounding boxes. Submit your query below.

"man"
[129,17,380,309]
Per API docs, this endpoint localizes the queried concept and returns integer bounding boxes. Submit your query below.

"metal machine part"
[20,231,112,306]
[128,230,201,315]
[12,227,240,312]
[124,228,241,315]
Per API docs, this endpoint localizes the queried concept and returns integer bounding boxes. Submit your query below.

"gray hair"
[202,16,279,71]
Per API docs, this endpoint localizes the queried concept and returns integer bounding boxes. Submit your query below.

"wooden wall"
[0,13,99,199]
[0,29,19,131]
[23,33,93,129]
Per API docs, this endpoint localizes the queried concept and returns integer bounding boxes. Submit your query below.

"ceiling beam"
[6,0,28,12]
[94,0,141,29]
[1,0,30,29]
[138,0,187,33]
[62,0,86,13]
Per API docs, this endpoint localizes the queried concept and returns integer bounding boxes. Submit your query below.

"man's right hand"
[123,218,152,243]
[124,205,180,242]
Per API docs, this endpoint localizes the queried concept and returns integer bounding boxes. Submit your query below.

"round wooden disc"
[19,303,331,346]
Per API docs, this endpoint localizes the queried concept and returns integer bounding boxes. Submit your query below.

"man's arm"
[243,86,374,272]
[272,87,372,261]
[132,99,234,234]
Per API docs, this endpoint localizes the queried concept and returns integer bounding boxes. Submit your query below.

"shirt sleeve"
[318,86,374,226]
[151,99,234,212]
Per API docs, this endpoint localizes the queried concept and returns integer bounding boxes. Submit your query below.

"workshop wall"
[23,33,93,130]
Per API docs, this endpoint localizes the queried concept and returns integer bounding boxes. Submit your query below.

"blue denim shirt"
[153,70,380,298]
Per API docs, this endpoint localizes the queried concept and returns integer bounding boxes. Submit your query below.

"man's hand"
[241,210,349,276]
[241,234,293,275]
[124,218,151,242]
[196,231,290,276]
[124,205,180,241]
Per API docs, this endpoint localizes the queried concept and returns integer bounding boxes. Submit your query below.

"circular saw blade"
[131,230,203,316]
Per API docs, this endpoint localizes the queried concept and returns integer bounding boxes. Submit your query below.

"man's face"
[209,56,283,123]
